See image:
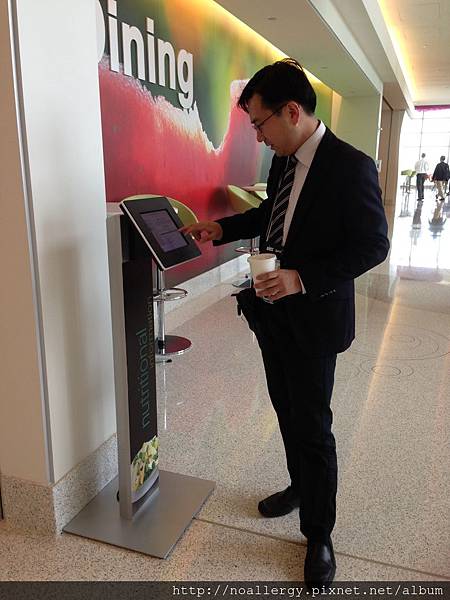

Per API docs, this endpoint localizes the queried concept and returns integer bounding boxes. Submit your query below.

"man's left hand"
[254,269,302,301]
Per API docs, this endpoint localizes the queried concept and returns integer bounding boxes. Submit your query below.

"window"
[399,108,450,174]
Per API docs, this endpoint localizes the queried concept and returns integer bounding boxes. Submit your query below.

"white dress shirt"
[414,158,429,174]
[282,120,326,244]
[274,120,325,294]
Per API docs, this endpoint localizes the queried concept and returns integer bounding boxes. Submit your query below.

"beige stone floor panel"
[0,521,443,582]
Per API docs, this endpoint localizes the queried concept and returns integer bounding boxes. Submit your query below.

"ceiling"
[378,0,450,105]
[215,0,450,107]
[214,0,381,97]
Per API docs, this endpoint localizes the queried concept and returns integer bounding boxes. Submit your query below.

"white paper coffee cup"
[247,253,277,278]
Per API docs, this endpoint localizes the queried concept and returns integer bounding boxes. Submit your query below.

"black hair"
[440,156,446,161]
[237,58,316,115]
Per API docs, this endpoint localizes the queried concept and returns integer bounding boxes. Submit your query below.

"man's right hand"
[180,221,223,244]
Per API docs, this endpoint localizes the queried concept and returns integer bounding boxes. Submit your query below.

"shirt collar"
[294,120,326,168]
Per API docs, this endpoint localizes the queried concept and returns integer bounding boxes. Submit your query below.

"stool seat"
[228,185,263,212]
[227,184,264,288]
[227,186,263,256]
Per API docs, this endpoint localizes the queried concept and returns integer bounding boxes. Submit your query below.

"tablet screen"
[141,209,188,252]
[120,196,201,270]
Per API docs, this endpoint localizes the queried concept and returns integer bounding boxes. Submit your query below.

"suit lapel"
[283,127,337,252]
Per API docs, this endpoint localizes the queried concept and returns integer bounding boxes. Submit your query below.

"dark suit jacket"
[432,162,450,182]
[216,127,390,356]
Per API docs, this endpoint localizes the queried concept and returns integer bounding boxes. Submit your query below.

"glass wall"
[392,108,450,270]
[399,108,450,175]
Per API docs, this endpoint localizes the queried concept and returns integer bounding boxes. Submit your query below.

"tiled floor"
[1,191,449,582]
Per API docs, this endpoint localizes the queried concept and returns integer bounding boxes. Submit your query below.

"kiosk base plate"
[63,470,215,558]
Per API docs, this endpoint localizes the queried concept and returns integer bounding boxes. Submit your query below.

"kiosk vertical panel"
[111,214,159,517]
[64,200,214,557]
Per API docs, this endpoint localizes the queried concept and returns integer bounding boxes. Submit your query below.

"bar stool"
[400,169,415,195]
[399,170,416,217]
[227,185,263,288]
[123,194,198,362]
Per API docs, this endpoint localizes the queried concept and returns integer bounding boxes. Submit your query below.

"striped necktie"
[266,154,298,248]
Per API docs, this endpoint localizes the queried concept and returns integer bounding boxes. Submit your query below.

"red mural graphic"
[99,58,262,224]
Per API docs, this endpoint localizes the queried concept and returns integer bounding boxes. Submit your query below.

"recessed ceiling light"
[321,66,328,69]
[267,16,277,21]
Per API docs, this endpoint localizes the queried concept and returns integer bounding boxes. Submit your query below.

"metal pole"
[156,268,165,352]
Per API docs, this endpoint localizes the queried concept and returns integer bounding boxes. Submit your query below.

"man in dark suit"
[431,155,450,200]
[182,59,389,585]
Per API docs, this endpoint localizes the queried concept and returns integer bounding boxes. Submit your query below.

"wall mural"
[96,0,333,283]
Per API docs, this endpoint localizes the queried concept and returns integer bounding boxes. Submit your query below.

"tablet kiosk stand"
[64,207,214,558]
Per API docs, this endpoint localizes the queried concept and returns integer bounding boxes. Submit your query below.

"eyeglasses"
[252,103,287,133]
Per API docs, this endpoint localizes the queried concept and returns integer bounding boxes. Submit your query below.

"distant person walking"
[414,153,429,200]
[431,156,450,201]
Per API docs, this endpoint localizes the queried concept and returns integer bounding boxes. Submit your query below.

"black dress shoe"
[304,540,336,587]
[258,486,299,518]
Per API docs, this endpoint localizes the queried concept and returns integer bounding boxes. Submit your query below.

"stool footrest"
[154,287,188,302]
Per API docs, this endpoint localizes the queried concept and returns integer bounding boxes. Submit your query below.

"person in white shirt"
[414,153,429,200]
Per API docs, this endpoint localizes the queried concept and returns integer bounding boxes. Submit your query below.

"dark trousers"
[256,300,338,543]
[416,173,426,200]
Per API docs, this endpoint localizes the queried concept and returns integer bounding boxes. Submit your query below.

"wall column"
[0,0,117,533]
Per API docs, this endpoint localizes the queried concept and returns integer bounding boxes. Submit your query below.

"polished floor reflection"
[392,186,450,271]
[0,187,449,581]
